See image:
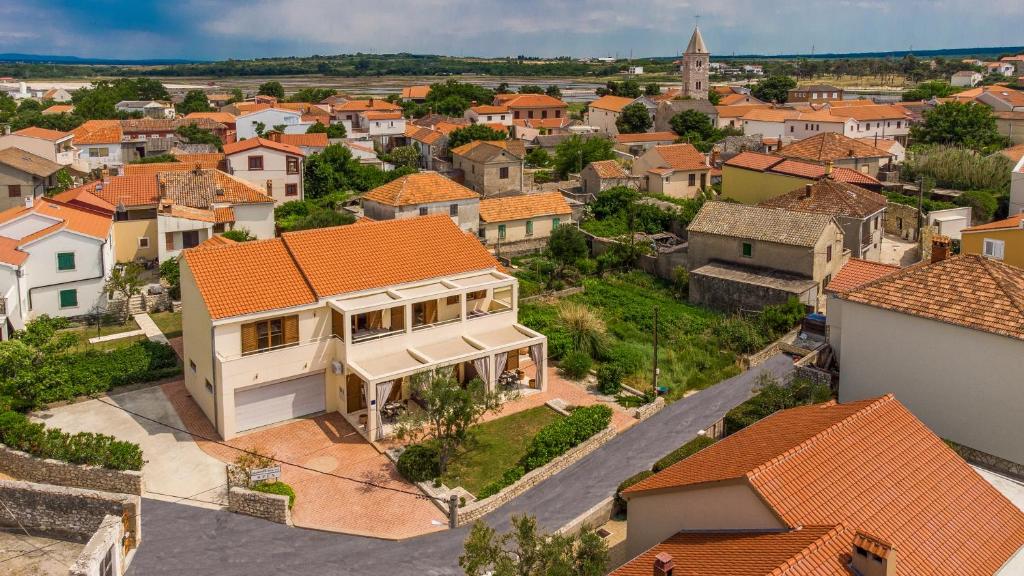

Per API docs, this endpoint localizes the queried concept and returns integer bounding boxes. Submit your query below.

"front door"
[346,374,366,413]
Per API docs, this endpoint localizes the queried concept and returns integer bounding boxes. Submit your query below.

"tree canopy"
[287,87,336,103]
[306,121,346,138]
[553,135,615,178]
[901,80,958,101]
[596,79,641,98]
[460,515,608,576]
[751,75,797,103]
[257,81,285,99]
[615,102,653,134]
[176,90,212,114]
[303,143,416,198]
[175,124,223,152]
[423,80,495,117]
[910,101,1008,152]
[447,124,508,151]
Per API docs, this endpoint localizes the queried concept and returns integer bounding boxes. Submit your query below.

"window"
[59,289,78,309]
[89,147,109,158]
[181,230,200,249]
[696,81,701,90]
[138,237,150,248]
[266,180,273,195]
[826,245,833,262]
[478,227,486,238]
[499,166,509,179]
[190,360,197,373]
[552,218,560,229]
[527,111,534,119]
[688,173,696,186]
[419,206,428,216]
[248,155,264,170]
[790,125,794,133]
[7,185,20,197]
[285,183,298,196]
[449,203,459,216]
[205,380,214,394]
[498,224,506,240]
[446,295,460,306]
[525,220,534,236]
[286,156,299,174]
[541,110,548,119]
[56,252,75,271]
[983,238,1005,260]
[741,242,753,258]
[241,315,299,354]
[555,110,561,118]
[896,121,902,129]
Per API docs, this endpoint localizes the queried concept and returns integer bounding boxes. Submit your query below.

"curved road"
[128,354,793,576]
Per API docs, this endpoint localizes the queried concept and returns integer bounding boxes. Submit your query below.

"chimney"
[851,532,897,576]
[2,125,10,136]
[653,552,674,576]
[803,183,813,198]
[24,195,33,209]
[931,235,951,264]
[825,161,834,176]
[367,97,374,107]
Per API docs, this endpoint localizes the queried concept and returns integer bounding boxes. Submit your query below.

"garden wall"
[0,444,142,496]
[227,486,292,526]
[0,479,139,542]
[455,425,617,526]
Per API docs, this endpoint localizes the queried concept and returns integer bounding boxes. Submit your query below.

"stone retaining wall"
[0,444,142,496]
[556,496,614,537]
[0,479,140,543]
[634,396,665,421]
[71,514,124,576]
[455,425,616,526]
[228,486,291,526]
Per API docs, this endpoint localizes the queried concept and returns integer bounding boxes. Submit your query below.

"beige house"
[451,140,524,197]
[774,132,893,176]
[831,254,1024,467]
[580,159,635,201]
[478,192,572,248]
[584,95,635,136]
[0,147,63,211]
[222,138,305,205]
[0,126,82,169]
[179,215,547,440]
[632,143,709,199]
[361,171,480,233]
[687,202,846,311]
[613,132,678,157]
[615,395,1024,575]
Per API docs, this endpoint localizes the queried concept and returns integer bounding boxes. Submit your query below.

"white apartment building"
[464,105,513,127]
[235,108,314,140]
[71,120,124,175]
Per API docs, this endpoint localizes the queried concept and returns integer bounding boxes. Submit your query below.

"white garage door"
[235,372,325,434]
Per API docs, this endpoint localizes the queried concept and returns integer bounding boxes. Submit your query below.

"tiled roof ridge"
[837,258,928,300]
[747,395,894,484]
[978,254,1024,321]
[278,232,323,299]
[769,524,848,576]
[215,170,275,204]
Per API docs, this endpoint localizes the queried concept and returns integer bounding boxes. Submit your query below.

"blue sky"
[2,0,1022,61]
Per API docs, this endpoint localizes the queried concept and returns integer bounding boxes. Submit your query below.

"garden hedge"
[0,410,144,471]
[652,435,716,473]
[397,443,441,483]
[615,470,654,513]
[252,481,296,508]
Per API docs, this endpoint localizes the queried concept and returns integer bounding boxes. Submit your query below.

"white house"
[0,197,114,338]
[1009,156,1024,215]
[741,108,799,141]
[235,108,314,140]
[71,120,124,175]
[114,100,176,119]
[464,105,513,127]
[222,138,305,205]
[951,71,983,87]
[0,126,83,169]
[360,111,406,148]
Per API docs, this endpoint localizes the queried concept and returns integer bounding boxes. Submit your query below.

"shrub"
[252,481,296,508]
[714,317,767,354]
[0,410,144,471]
[605,342,647,376]
[672,266,689,296]
[396,443,441,482]
[756,297,806,336]
[723,374,831,435]
[597,363,624,395]
[575,258,598,277]
[560,350,592,380]
[477,466,525,499]
[652,435,716,473]
[520,404,612,471]
[558,301,607,359]
[955,189,998,224]
[615,470,653,513]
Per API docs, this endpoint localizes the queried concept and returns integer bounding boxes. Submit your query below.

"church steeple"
[680,26,710,100]
[685,26,708,55]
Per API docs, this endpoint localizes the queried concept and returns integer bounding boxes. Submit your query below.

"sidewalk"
[134,312,169,345]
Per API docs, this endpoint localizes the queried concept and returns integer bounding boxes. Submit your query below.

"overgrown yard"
[440,406,562,497]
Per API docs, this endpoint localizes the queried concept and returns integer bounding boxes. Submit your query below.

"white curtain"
[494,352,508,379]
[529,344,544,389]
[472,357,490,390]
[374,380,395,439]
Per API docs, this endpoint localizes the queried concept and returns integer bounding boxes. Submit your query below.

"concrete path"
[34,385,227,508]
[88,328,145,344]
[126,354,793,575]
[133,312,169,345]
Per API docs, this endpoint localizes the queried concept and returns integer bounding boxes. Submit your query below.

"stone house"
[451,140,524,197]
[613,132,678,157]
[686,201,846,312]
[361,171,480,233]
[786,84,843,103]
[580,159,635,201]
[584,95,635,136]
[0,147,63,211]
[652,99,718,133]
[402,125,448,170]
[632,143,709,199]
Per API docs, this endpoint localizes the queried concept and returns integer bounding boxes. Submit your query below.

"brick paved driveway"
[162,381,447,539]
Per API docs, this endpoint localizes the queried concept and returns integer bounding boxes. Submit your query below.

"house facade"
[0,147,63,211]
[960,213,1024,268]
[774,132,893,177]
[235,108,314,140]
[584,95,635,136]
[451,140,524,197]
[0,197,113,338]
[721,151,882,204]
[477,192,572,248]
[0,127,80,168]
[115,100,175,119]
[951,71,984,87]
[361,171,480,233]
[180,215,548,440]
[787,84,843,103]
[464,105,512,127]
[494,94,568,123]
[581,159,634,200]
[72,120,124,175]
[222,138,305,205]
[632,143,709,199]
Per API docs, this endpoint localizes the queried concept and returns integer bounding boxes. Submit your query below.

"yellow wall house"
[721,151,882,204]
[961,213,1024,268]
[478,191,572,248]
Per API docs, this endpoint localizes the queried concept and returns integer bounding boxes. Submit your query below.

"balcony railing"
[411,317,460,332]
[0,297,7,316]
[352,327,404,343]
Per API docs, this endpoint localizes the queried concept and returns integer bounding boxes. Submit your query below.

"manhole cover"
[305,456,338,473]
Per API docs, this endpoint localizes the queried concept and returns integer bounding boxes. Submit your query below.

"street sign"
[249,466,281,482]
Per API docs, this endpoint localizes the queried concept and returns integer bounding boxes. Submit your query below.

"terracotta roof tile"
[222,137,305,157]
[828,104,909,121]
[770,159,828,179]
[41,104,74,115]
[170,152,225,170]
[479,192,571,222]
[714,104,772,118]
[363,111,403,120]
[724,151,784,171]
[776,132,892,163]
[587,159,629,179]
[496,94,568,109]
[999,143,1024,164]
[651,143,708,172]
[401,86,430,99]
[71,120,123,145]
[335,99,402,112]
[825,258,900,293]
[120,117,225,133]
[274,133,328,148]
[0,147,63,177]
[759,179,887,218]
[469,105,509,115]
[362,171,479,206]
[184,111,237,124]
[512,117,571,130]
[0,236,29,266]
[841,254,1024,340]
[0,198,112,244]
[13,126,72,141]
[404,125,445,146]
[741,108,800,122]
[588,95,635,113]
[829,167,881,186]
[962,212,1024,232]
[450,140,524,162]
[158,169,274,208]
[688,201,835,247]
[76,175,160,207]
[192,235,237,250]
[51,187,116,213]
[614,131,678,144]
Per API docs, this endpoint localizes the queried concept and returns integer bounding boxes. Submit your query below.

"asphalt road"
[127,354,793,576]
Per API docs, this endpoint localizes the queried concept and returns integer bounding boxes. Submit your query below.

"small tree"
[257,81,285,100]
[45,168,74,196]
[547,225,587,276]
[558,301,606,359]
[553,135,615,178]
[460,515,608,576]
[221,228,255,242]
[383,145,421,169]
[393,368,503,473]
[910,102,1007,152]
[104,263,144,324]
[448,124,507,151]
[545,85,562,98]
[751,75,797,103]
[177,90,212,114]
[644,82,660,96]
[615,102,652,134]
[524,148,551,168]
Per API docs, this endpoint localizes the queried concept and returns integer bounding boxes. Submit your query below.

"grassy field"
[440,406,562,497]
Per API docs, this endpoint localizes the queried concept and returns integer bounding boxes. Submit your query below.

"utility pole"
[916,175,925,253]
[652,306,660,396]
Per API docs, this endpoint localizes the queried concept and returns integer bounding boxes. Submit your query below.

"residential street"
[126,354,794,576]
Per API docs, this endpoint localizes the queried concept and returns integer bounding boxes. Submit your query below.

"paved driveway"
[34,383,227,508]
[127,355,794,575]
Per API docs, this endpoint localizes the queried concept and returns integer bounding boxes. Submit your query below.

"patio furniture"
[498,370,519,391]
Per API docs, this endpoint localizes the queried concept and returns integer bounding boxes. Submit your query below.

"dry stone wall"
[0,444,142,495]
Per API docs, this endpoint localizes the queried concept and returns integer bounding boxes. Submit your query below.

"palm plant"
[557,301,607,359]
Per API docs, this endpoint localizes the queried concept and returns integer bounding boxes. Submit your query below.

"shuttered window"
[56,252,75,271]
[241,315,300,355]
[59,289,78,309]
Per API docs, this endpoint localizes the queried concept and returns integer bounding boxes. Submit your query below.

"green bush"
[597,363,624,395]
[605,342,647,376]
[652,435,716,473]
[252,481,296,508]
[723,375,831,435]
[560,350,592,380]
[955,190,998,224]
[714,317,768,354]
[520,405,612,471]
[0,410,144,471]
[477,466,525,499]
[615,470,653,513]
[396,443,441,482]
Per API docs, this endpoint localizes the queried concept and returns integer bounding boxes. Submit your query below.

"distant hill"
[0,53,204,65]
[716,46,1024,60]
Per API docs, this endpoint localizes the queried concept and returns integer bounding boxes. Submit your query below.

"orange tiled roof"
[404,125,445,146]
[184,111,237,124]
[588,95,635,113]
[214,207,235,223]
[759,179,887,218]
[223,137,305,157]
[741,108,799,122]
[469,105,509,115]
[433,120,470,135]
[498,94,568,109]
[622,395,1024,575]
[401,85,431,99]
[479,192,571,222]
[829,167,881,186]
[124,159,220,178]
[770,159,828,178]
[275,133,328,148]
[825,258,900,293]
[614,131,677,144]
[651,143,708,171]
[336,99,402,112]
[587,159,629,179]
[450,140,524,162]
[714,104,772,118]
[281,215,501,298]
[841,254,1024,340]
[828,104,909,121]
[51,186,116,213]
[998,143,1024,164]
[776,132,893,163]
[159,169,274,207]
[363,111,403,121]
[41,104,74,115]
[963,212,1024,232]
[718,93,757,106]
[170,152,225,169]
[13,126,72,141]
[192,235,237,250]
[71,120,123,145]
[362,171,478,206]
[0,236,29,267]
[512,117,570,130]
[0,198,111,243]
[724,151,783,171]
[183,238,318,319]
[76,175,160,207]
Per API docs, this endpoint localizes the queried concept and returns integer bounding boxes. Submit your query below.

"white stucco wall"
[21,230,109,319]
[236,109,312,139]
[226,148,303,205]
[231,204,275,239]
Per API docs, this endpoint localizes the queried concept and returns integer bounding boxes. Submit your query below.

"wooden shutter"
[241,323,258,354]
[283,315,299,345]
[332,310,345,339]
[165,232,174,251]
[424,300,438,323]
[390,306,405,331]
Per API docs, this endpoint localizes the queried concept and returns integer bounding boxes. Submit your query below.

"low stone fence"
[738,328,801,370]
[634,396,665,421]
[556,496,614,537]
[71,514,124,576]
[227,486,291,526]
[0,444,142,496]
[519,285,584,303]
[455,425,617,527]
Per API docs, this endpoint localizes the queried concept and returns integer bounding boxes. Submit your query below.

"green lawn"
[440,406,562,497]
[62,320,144,352]
[150,311,182,339]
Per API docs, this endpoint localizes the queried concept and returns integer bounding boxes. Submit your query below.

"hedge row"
[252,481,296,508]
[479,404,612,499]
[0,410,144,471]
[652,435,716,473]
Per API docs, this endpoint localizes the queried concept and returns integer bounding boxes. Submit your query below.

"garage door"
[235,372,325,434]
